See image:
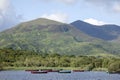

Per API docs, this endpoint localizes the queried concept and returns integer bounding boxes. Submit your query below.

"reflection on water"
[0,71,120,80]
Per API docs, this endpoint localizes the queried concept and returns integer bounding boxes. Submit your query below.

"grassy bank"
[92,68,108,71]
[4,67,86,70]
[4,67,83,70]
[3,67,108,71]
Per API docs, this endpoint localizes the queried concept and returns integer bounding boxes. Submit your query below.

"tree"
[108,61,120,73]
[0,63,3,70]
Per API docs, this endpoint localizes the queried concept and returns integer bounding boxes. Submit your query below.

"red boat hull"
[25,70,39,72]
[73,70,84,72]
[31,71,48,74]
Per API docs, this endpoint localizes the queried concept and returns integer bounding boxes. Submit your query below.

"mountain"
[71,20,120,41]
[0,18,119,56]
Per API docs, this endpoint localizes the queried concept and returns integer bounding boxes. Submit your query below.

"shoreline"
[3,67,84,70]
[3,67,108,72]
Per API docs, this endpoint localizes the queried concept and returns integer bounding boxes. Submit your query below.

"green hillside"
[0,18,120,56]
[71,20,120,41]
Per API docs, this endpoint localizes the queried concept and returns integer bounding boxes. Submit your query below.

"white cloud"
[85,0,120,13]
[41,13,68,23]
[84,18,106,26]
[113,2,120,12]
[39,0,78,4]
[58,0,77,4]
[0,0,20,31]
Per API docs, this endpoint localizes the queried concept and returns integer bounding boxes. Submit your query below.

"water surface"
[0,71,120,80]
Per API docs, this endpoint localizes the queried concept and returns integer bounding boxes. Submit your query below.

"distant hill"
[0,18,120,56]
[71,20,120,41]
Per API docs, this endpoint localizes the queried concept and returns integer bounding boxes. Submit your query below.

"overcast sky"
[0,0,120,31]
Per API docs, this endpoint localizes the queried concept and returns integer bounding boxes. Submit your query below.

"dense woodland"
[0,48,120,73]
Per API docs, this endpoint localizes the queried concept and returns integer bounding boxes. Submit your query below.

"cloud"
[84,18,106,26]
[85,0,120,13]
[58,0,77,4]
[112,2,120,12]
[38,0,78,4]
[0,0,21,31]
[41,13,69,23]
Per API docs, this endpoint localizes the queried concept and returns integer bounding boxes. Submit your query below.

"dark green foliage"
[108,61,120,73]
[0,48,119,71]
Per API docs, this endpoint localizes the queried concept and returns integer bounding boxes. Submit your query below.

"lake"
[0,71,120,80]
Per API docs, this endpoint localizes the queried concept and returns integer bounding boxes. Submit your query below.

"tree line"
[0,48,120,73]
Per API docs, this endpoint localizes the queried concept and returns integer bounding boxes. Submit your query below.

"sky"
[0,0,120,31]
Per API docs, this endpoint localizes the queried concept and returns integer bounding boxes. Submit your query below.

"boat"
[25,69,39,72]
[51,70,59,72]
[73,70,84,72]
[58,70,71,73]
[41,69,53,72]
[31,71,48,74]
[40,69,60,72]
[108,71,120,74]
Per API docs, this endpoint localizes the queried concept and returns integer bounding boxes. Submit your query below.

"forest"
[0,48,120,73]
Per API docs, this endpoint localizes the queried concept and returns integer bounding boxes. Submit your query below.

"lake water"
[0,71,120,80]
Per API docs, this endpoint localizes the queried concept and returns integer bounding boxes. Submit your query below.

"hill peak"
[24,18,65,26]
[0,18,120,56]
[71,20,120,41]
[71,20,94,26]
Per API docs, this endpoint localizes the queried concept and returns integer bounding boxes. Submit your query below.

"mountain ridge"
[71,20,120,41]
[0,18,120,56]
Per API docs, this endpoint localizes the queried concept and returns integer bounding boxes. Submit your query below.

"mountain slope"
[0,18,119,56]
[71,20,120,41]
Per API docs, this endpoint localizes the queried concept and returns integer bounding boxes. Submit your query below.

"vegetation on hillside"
[108,61,120,73]
[0,18,120,73]
[0,48,120,73]
[71,20,120,41]
[0,18,120,56]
